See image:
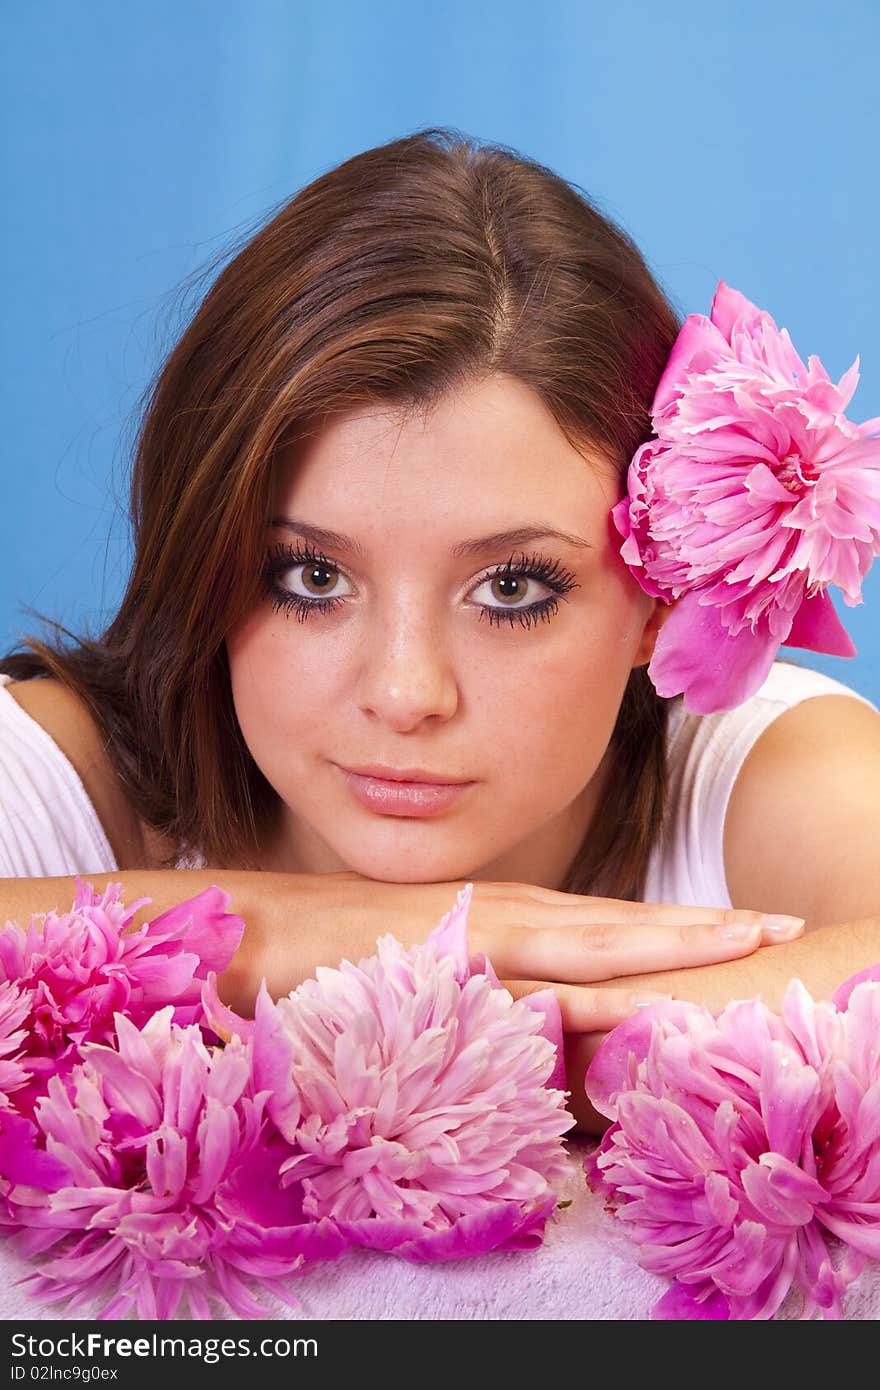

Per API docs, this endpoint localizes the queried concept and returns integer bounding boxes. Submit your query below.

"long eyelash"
[263,540,345,622]
[475,550,580,630]
[262,543,581,628]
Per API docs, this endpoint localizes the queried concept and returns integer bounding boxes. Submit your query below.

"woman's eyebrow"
[269,517,594,557]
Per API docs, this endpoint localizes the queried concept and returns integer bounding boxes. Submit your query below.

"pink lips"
[336,766,474,817]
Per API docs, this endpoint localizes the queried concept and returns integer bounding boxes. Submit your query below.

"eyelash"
[262,542,580,630]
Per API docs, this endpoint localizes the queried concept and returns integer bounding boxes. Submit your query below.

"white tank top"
[0,663,876,901]
[642,659,878,907]
[0,672,198,875]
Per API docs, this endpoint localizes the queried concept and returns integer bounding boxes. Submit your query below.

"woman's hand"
[217,870,805,1136]
[462,880,804,1029]
[220,869,804,1027]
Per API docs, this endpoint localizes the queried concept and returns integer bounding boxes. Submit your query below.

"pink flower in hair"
[247,884,573,1261]
[0,877,244,1117]
[583,966,880,1319]
[612,281,880,712]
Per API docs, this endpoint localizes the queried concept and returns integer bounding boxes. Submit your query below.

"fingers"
[502,978,672,1032]
[488,911,802,985]
[520,889,805,944]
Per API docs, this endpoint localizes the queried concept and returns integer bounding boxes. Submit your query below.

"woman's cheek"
[498,654,609,800]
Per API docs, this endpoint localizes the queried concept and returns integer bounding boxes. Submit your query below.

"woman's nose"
[355,606,460,730]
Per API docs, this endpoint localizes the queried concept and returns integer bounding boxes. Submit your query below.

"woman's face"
[225,373,665,887]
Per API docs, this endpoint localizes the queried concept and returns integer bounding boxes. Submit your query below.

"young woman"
[2,128,879,1133]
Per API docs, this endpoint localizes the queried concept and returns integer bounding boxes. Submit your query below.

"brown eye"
[264,541,352,621]
[469,550,580,630]
[271,556,351,602]
[300,562,339,596]
[489,574,532,605]
[473,572,549,612]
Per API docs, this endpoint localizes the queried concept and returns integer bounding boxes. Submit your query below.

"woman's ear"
[632,597,676,669]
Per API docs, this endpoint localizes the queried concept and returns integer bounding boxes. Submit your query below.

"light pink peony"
[0,877,244,1116]
[583,966,880,1319]
[247,883,573,1261]
[0,1008,346,1319]
[611,281,880,712]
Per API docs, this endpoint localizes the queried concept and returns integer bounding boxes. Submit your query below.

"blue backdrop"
[3,0,879,700]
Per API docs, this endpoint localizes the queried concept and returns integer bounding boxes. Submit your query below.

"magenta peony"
[0,1007,347,1319]
[247,883,573,1261]
[0,877,244,1116]
[583,966,880,1319]
[611,280,880,713]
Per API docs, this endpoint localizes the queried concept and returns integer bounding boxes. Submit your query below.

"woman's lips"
[336,767,474,817]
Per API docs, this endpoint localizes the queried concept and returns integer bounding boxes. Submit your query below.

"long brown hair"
[1,127,682,894]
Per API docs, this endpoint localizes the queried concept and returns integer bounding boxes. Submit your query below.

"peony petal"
[648,592,781,713]
[710,280,760,344]
[758,1043,822,1162]
[339,1192,556,1261]
[831,963,880,1012]
[584,1001,700,1116]
[76,1046,162,1129]
[517,988,567,1096]
[652,1280,731,1320]
[252,984,301,1140]
[652,312,730,415]
[140,887,244,976]
[783,589,857,657]
[425,883,474,984]
[0,1112,71,1191]
[199,972,254,1043]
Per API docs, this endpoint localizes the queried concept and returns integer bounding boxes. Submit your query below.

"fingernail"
[717,918,762,941]
[631,992,674,1008]
[761,914,806,937]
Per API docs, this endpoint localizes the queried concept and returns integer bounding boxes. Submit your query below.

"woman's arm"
[563,695,880,1133]
[0,869,455,1008]
[630,692,880,1009]
[721,694,880,930]
[564,913,880,1134]
[581,911,880,1015]
[0,865,802,1027]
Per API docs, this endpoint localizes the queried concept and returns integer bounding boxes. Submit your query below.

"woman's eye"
[280,560,351,600]
[470,573,551,609]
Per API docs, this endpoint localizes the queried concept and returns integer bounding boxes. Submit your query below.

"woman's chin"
[332,843,487,886]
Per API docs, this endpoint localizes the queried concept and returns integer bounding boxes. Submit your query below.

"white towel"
[2,1138,879,1320]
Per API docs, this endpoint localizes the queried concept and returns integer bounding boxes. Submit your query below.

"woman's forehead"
[271,376,620,521]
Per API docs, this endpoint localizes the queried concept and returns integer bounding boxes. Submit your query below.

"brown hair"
[1,126,682,895]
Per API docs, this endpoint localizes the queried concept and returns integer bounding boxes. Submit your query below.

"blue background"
[3,0,879,700]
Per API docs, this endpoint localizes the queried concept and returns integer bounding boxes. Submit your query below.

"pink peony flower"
[0,1008,346,1319]
[583,966,880,1319]
[611,280,880,712]
[0,877,244,1116]
[246,883,573,1261]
